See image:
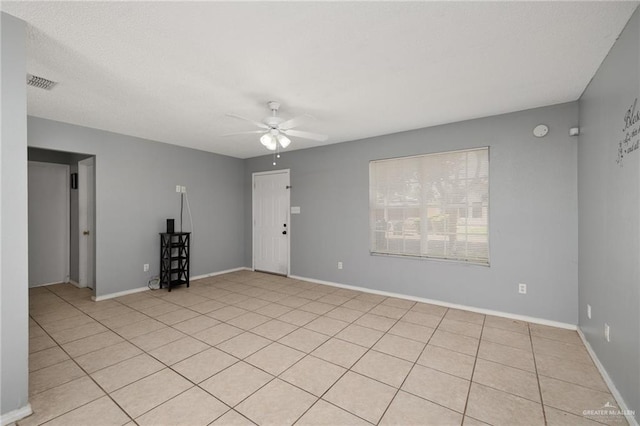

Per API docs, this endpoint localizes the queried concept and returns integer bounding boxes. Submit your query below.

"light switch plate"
[291,206,301,214]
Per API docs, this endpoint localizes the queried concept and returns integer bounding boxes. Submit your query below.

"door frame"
[252,169,291,276]
[78,157,95,289]
[27,161,70,286]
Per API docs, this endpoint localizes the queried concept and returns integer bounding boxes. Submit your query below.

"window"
[369,147,489,264]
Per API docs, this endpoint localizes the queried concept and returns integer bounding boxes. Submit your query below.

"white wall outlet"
[176,185,181,193]
[143,263,149,272]
[604,323,610,342]
[587,304,592,319]
[181,186,187,193]
[518,283,527,294]
[291,206,301,214]
[337,261,343,270]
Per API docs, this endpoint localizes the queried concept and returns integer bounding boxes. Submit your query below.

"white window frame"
[369,147,490,265]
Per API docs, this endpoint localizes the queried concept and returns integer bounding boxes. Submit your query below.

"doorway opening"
[27,148,96,294]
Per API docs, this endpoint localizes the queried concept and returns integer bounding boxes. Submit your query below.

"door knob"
[83,230,90,235]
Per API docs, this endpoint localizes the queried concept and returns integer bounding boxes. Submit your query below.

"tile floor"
[22,271,627,425]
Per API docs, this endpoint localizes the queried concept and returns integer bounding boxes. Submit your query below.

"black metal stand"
[159,232,190,292]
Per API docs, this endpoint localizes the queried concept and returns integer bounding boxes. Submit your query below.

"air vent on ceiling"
[27,74,57,90]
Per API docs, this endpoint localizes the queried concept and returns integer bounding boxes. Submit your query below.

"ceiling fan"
[224,101,328,151]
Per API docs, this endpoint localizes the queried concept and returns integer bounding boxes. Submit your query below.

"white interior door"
[78,157,95,289]
[253,170,290,275]
[28,162,70,287]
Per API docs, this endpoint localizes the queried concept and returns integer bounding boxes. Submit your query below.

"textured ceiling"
[2,1,638,158]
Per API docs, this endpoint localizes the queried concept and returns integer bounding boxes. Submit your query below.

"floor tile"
[200,361,273,407]
[304,316,349,336]
[354,313,396,332]
[530,323,582,345]
[311,338,368,368]
[473,358,541,402]
[99,311,149,329]
[42,314,98,334]
[369,304,407,320]
[417,344,475,380]
[210,410,255,425]
[317,294,352,306]
[445,309,485,325]
[296,399,369,425]
[74,341,142,374]
[207,305,249,321]
[381,297,416,310]
[216,332,272,359]
[148,336,210,365]
[400,310,442,328]
[335,323,384,348]
[42,395,130,426]
[439,318,483,339]
[532,336,592,364]
[188,299,227,315]
[155,308,200,325]
[477,339,535,372]
[483,315,529,335]
[325,306,363,322]
[387,321,434,343]
[482,326,531,351]
[91,353,165,393]
[402,364,470,413]
[536,353,608,392]
[19,376,105,426]
[466,382,545,426]
[251,319,298,340]
[352,350,412,387]
[278,309,318,326]
[380,390,463,425]
[29,346,70,372]
[29,359,86,396]
[299,301,335,315]
[342,299,377,312]
[172,347,238,383]
[234,297,271,311]
[194,323,243,346]
[113,319,165,340]
[129,327,186,351]
[110,369,192,418]
[236,378,316,425]
[280,355,346,396]
[324,371,396,423]
[227,312,272,330]
[429,329,479,356]
[373,333,425,362]
[254,303,293,318]
[62,331,124,357]
[29,335,57,353]
[278,328,329,353]
[136,386,228,426]
[544,406,605,425]
[539,375,619,419]
[245,342,305,375]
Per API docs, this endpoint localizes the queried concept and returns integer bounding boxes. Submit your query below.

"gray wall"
[245,102,579,324]
[578,6,640,418]
[1,12,30,418]
[28,117,246,298]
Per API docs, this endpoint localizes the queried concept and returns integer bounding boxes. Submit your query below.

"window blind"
[369,147,489,265]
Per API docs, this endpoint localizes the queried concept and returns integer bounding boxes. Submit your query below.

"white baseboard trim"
[1,403,32,426]
[289,274,577,330]
[577,328,638,426]
[191,267,251,281]
[91,267,251,301]
[92,286,148,301]
[29,280,64,288]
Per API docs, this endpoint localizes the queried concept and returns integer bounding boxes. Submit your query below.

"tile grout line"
[529,322,548,425]
[460,313,485,423]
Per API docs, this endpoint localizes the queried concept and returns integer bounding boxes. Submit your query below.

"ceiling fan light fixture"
[260,133,274,147]
[277,134,291,148]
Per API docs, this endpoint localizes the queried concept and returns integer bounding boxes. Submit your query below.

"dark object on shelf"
[159,232,190,292]
[70,173,78,189]
[166,218,175,234]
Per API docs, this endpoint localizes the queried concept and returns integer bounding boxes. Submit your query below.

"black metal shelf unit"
[159,232,190,292]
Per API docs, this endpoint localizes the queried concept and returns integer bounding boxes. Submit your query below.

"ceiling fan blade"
[221,130,267,137]
[226,113,269,129]
[282,129,328,142]
[279,114,314,130]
